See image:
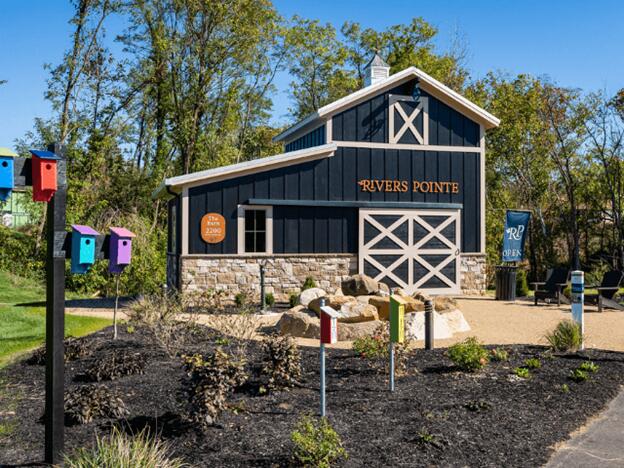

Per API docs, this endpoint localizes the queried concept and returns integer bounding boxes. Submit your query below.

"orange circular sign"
[201,213,226,243]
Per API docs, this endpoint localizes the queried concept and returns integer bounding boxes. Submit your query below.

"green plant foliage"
[234,293,247,307]
[27,336,92,365]
[289,293,300,308]
[447,337,489,372]
[64,385,129,425]
[264,292,275,308]
[524,358,541,369]
[302,276,316,291]
[569,368,589,382]
[84,350,145,382]
[353,335,386,360]
[516,269,530,297]
[262,334,302,390]
[0,227,45,280]
[126,325,135,334]
[579,361,599,373]
[64,426,186,468]
[545,320,583,352]
[490,347,509,362]
[291,415,348,468]
[561,384,570,393]
[352,323,410,375]
[514,367,531,379]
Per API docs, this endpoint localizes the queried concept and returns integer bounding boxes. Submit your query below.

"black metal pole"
[44,143,66,464]
[424,299,434,350]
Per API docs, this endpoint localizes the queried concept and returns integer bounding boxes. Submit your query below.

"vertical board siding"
[187,147,480,254]
[284,125,326,152]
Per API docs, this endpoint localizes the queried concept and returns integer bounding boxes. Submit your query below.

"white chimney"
[364,53,390,87]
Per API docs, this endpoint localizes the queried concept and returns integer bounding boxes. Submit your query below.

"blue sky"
[0,0,623,148]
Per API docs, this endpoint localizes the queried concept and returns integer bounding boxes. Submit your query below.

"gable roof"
[152,143,337,199]
[274,66,500,143]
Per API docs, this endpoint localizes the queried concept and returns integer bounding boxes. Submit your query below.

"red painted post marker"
[320,306,339,344]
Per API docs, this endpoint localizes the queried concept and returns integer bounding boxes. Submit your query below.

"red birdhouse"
[30,150,61,202]
[320,305,339,344]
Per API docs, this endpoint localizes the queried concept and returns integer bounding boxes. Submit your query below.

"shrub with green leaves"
[64,385,129,425]
[447,337,489,372]
[64,426,186,468]
[264,292,275,308]
[302,276,316,291]
[545,320,583,352]
[352,323,410,375]
[181,349,247,427]
[84,350,145,382]
[524,358,541,369]
[569,368,589,382]
[262,334,302,390]
[516,269,530,297]
[289,293,300,308]
[353,335,386,360]
[490,347,509,362]
[579,361,599,373]
[234,292,247,307]
[27,336,92,365]
[291,416,347,468]
[514,367,530,379]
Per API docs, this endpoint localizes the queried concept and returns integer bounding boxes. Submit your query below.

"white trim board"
[275,66,500,144]
[334,141,481,153]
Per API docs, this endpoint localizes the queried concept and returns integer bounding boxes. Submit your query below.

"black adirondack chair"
[585,271,624,312]
[531,268,570,306]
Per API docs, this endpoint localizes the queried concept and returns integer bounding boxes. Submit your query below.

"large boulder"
[308,295,357,315]
[393,289,425,312]
[298,288,326,307]
[412,290,432,303]
[434,296,458,312]
[341,274,381,296]
[404,311,453,340]
[368,296,390,320]
[440,309,470,334]
[276,306,320,338]
[337,302,379,323]
[338,320,383,341]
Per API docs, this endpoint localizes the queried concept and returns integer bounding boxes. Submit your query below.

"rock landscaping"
[3,324,624,467]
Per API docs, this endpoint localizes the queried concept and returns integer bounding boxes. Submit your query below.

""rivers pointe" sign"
[358,179,459,194]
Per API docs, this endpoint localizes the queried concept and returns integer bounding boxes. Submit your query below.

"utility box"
[0,147,16,202]
[320,305,339,344]
[390,295,406,343]
[30,150,61,202]
[109,227,136,273]
[70,225,99,274]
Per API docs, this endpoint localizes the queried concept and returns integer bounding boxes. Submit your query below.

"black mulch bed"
[2,325,624,467]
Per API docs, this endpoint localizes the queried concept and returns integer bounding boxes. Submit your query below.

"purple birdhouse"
[109,227,136,273]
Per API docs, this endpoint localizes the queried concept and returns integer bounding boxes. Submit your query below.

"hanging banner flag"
[502,210,530,262]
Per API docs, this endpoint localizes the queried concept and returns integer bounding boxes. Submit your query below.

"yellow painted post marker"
[390,295,406,343]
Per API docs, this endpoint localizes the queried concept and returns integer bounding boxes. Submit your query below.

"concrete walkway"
[546,389,624,467]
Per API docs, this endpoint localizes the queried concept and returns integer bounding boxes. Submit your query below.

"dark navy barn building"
[157,56,499,300]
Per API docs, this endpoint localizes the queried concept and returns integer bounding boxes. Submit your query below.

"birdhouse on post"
[320,305,340,344]
[108,227,136,273]
[0,147,16,202]
[30,150,61,202]
[70,225,99,274]
[390,295,406,343]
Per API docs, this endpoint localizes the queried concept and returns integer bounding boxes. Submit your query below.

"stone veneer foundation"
[179,253,487,301]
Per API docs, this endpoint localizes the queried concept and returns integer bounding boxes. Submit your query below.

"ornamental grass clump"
[545,320,583,352]
[447,337,488,372]
[84,350,145,382]
[291,415,347,468]
[181,348,247,427]
[64,426,186,468]
[262,334,302,390]
[64,385,129,425]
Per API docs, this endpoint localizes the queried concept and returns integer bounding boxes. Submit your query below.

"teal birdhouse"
[71,225,99,274]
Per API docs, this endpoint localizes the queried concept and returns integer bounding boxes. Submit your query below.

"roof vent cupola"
[364,53,390,87]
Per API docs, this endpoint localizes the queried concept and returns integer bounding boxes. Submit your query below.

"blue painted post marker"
[571,271,584,350]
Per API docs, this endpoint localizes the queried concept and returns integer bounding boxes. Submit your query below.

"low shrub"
[353,323,410,375]
[302,276,316,291]
[490,347,509,362]
[516,269,530,297]
[291,415,347,468]
[524,358,541,369]
[545,320,583,352]
[289,293,300,308]
[264,292,275,308]
[84,350,145,382]
[64,426,186,468]
[579,361,599,373]
[569,368,589,382]
[234,292,247,307]
[447,337,489,372]
[353,335,385,360]
[27,336,92,365]
[561,384,570,393]
[262,334,302,390]
[64,385,129,425]
[514,367,530,379]
[181,349,247,427]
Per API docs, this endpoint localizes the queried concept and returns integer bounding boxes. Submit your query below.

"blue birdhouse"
[71,225,99,274]
[0,147,17,202]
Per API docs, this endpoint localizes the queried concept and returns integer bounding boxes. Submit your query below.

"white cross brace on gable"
[389,97,429,145]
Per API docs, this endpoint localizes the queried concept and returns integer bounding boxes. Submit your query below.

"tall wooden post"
[44,143,66,464]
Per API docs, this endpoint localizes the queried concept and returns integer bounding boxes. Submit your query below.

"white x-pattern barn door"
[359,209,461,295]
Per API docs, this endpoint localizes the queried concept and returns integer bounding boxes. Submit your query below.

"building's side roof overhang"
[273,66,500,143]
[152,143,337,199]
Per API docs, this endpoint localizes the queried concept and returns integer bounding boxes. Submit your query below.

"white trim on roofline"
[152,143,337,199]
[274,66,500,144]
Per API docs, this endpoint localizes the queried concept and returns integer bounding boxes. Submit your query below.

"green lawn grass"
[0,270,111,368]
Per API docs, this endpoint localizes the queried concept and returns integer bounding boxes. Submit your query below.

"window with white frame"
[238,205,273,254]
